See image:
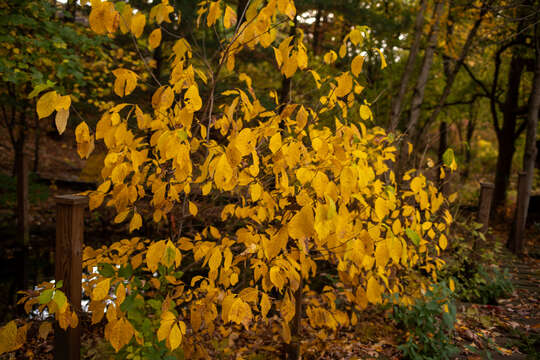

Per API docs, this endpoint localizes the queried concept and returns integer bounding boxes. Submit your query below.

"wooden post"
[54,195,87,360]
[508,172,527,253]
[477,182,494,234]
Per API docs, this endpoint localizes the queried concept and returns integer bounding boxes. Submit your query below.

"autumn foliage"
[1,0,456,358]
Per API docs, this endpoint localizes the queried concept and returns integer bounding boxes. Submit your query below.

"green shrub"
[437,220,514,304]
[390,282,458,360]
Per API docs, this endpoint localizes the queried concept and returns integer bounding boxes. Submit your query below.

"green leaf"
[38,288,54,304]
[53,290,67,310]
[118,264,133,279]
[99,263,116,277]
[405,228,420,246]
[442,148,455,167]
[28,82,53,99]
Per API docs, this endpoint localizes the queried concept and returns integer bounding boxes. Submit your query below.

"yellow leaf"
[207,1,222,27]
[339,43,347,58]
[89,1,118,35]
[374,198,388,220]
[349,28,363,45]
[449,278,455,292]
[116,283,126,304]
[208,247,222,272]
[296,105,308,130]
[129,212,142,232]
[130,13,146,38]
[390,220,401,236]
[283,56,297,78]
[366,277,381,304]
[410,176,424,193]
[112,69,138,97]
[260,293,271,318]
[297,49,308,69]
[269,133,282,153]
[36,91,58,119]
[359,104,372,121]
[38,322,52,340]
[376,48,387,69]
[375,242,389,268]
[188,201,198,216]
[269,266,285,289]
[0,321,19,355]
[169,323,182,350]
[55,94,71,111]
[75,121,94,159]
[273,47,283,68]
[184,85,202,112]
[114,210,129,224]
[351,55,364,77]
[223,6,237,28]
[157,311,175,342]
[147,240,166,272]
[387,236,402,264]
[439,234,448,250]
[150,0,174,24]
[323,50,337,64]
[335,72,353,98]
[288,206,314,240]
[249,183,263,202]
[55,108,69,135]
[109,318,133,352]
[278,0,296,20]
[149,28,162,49]
[92,278,111,301]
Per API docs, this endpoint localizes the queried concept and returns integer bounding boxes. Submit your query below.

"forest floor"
[0,129,539,359]
[454,251,540,359]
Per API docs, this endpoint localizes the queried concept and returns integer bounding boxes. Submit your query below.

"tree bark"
[422,0,489,136]
[284,280,303,360]
[398,0,444,173]
[463,103,476,180]
[15,133,29,308]
[389,0,427,132]
[404,1,444,140]
[492,55,526,211]
[312,7,324,56]
[508,23,540,253]
[438,121,449,195]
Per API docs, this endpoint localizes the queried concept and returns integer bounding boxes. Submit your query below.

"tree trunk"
[508,23,540,253]
[463,103,476,180]
[389,0,427,132]
[492,55,526,211]
[33,113,40,173]
[405,1,444,140]
[284,280,303,359]
[422,0,489,136]
[15,135,29,305]
[312,7,324,56]
[398,0,444,172]
[438,121,449,195]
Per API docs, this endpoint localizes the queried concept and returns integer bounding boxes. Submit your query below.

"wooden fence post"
[477,182,494,234]
[508,172,528,254]
[54,195,87,360]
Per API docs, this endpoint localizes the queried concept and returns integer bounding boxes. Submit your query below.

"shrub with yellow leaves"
[3,0,456,358]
